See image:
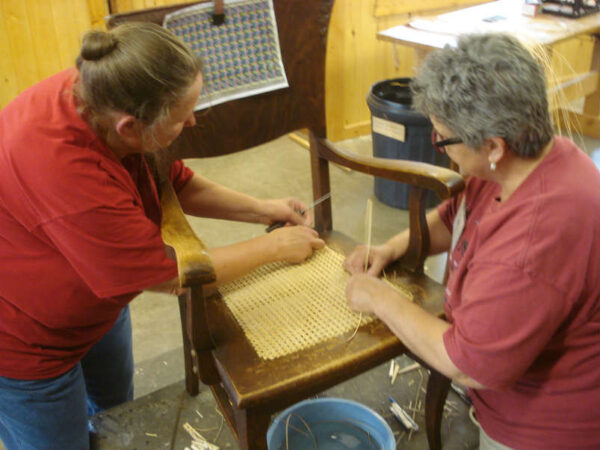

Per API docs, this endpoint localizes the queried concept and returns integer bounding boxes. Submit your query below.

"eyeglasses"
[431,129,463,154]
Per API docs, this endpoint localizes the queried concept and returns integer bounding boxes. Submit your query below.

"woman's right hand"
[269,226,325,264]
[343,243,396,276]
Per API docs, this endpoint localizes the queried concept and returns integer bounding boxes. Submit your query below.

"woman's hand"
[261,197,313,227]
[345,273,392,314]
[268,225,325,263]
[343,243,396,276]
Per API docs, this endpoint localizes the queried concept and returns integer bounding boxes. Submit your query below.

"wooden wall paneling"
[326,0,414,142]
[550,35,599,138]
[0,0,107,109]
[87,0,111,30]
[49,1,74,72]
[548,36,594,113]
[25,1,65,80]
[552,36,594,79]
[0,6,19,108]
[110,0,134,13]
[1,0,39,97]
[51,0,104,68]
[325,0,490,142]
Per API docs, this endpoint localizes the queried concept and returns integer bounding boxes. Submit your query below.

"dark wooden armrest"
[160,180,216,287]
[161,181,220,388]
[312,136,465,273]
[317,138,464,200]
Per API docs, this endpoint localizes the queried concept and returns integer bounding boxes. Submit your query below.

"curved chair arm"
[160,180,220,389]
[317,138,464,200]
[160,180,216,288]
[311,135,465,273]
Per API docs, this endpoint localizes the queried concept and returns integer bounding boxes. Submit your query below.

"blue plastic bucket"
[267,398,395,450]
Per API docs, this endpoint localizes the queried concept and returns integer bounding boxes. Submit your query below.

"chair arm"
[160,181,216,287]
[317,138,464,200]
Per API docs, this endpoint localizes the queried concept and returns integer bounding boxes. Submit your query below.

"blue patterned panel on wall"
[164,0,288,111]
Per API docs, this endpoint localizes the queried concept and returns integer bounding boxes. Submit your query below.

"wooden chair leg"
[178,295,199,396]
[233,406,271,450]
[209,383,271,450]
[425,368,451,450]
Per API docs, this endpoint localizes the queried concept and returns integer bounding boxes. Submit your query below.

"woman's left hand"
[262,197,313,227]
[345,273,392,314]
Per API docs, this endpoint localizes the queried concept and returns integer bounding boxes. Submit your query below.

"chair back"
[107,6,462,448]
[108,0,333,160]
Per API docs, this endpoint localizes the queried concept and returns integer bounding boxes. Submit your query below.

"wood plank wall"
[0,0,108,108]
[0,0,594,141]
[0,0,189,109]
[325,0,493,140]
[325,1,411,141]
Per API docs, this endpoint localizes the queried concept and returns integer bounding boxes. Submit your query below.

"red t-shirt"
[0,69,194,379]
[439,137,600,449]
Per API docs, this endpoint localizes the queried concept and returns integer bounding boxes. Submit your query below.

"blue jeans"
[0,306,134,450]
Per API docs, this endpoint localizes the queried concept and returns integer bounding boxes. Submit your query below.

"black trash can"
[367,78,450,209]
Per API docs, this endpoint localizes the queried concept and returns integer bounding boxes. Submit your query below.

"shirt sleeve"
[443,263,570,389]
[438,193,460,232]
[169,160,194,193]
[40,200,178,298]
[438,177,481,233]
[438,198,456,232]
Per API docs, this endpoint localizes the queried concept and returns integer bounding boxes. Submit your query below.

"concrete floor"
[2,132,597,450]
[90,357,478,450]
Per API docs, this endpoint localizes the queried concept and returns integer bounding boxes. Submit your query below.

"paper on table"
[408,0,571,45]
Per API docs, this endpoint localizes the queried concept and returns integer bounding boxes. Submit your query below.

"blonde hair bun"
[80,30,119,62]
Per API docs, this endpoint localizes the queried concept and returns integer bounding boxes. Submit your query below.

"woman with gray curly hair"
[345,33,599,449]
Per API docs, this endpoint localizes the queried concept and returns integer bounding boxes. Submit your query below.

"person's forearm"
[372,292,486,388]
[145,235,275,294]
[177,175,266,223]
[384,209,452,260]
[207,234,278,285]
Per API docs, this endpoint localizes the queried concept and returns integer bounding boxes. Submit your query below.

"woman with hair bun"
[345,33,599,449]
[0,22,323,449]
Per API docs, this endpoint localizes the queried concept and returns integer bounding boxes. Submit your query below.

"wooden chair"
[108,2,464,449]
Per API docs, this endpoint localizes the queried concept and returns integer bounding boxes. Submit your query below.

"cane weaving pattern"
[218,246,375,360]
[164,0,288,111]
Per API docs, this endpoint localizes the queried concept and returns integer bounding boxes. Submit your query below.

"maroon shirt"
[439,137,600,449]
[0,68,193,379]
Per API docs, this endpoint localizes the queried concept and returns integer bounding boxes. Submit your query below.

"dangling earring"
[490,161,497,172]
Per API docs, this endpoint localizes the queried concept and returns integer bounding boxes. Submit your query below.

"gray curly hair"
[411,33,553,158]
